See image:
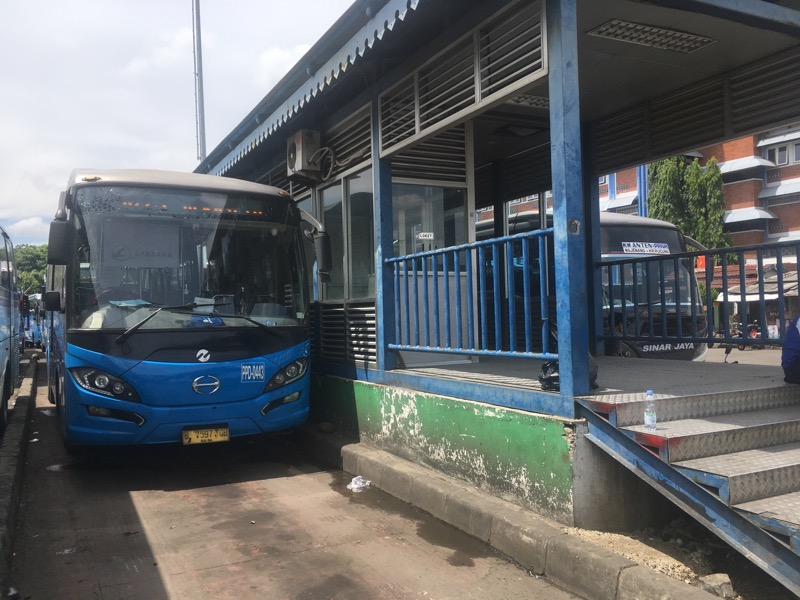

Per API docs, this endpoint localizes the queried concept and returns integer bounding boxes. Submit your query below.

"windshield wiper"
[228,314,287,340]
[115,302,208,345]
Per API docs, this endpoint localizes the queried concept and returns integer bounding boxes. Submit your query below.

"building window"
[765,144,789,165]
[599,175,607,185]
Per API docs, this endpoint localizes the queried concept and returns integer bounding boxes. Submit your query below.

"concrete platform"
[0,356,718,600]
[303,427,718,600]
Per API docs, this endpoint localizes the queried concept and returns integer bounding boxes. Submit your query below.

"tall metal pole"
[192,0,207,162]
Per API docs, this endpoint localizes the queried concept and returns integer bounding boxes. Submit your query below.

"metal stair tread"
[625,404,800,438]
[734,490,800,552]
[673,441,800,476]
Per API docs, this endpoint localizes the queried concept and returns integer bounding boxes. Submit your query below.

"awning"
[718,156,774,174]
[605,191,637,210]
[759,180,800,199]
[723,207,778,224]
[717,293,779,303]
[757,129,800,147]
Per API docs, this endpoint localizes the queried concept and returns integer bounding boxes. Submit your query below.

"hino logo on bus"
[196,349,210,362]
[192,375,221,395]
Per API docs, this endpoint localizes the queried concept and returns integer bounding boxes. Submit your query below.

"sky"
[0,0,354,246]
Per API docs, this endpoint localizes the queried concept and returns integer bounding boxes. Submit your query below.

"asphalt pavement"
[0,353,720,600]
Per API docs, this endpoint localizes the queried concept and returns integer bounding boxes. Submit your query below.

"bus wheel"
[617,343,639,359]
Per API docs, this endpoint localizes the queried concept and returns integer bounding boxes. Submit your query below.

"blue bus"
[0,226,20,434]
[43,169,330,450]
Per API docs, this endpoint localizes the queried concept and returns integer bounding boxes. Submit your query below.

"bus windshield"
[71,185,308,332]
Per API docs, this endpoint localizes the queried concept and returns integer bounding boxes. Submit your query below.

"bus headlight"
[264,358,307,391]
[70,368,141,403]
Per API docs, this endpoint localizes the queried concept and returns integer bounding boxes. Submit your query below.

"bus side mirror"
[47,219,72,265]
[313,230,332,283]
[43,291,62,312]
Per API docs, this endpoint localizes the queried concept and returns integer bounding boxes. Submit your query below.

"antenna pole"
[192,0,207,162]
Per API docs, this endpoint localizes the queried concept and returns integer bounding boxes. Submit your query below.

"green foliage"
[647,156,730,258]
[14,244,48,294]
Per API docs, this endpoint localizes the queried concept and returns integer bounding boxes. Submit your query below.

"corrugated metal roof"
[204,0,421,177]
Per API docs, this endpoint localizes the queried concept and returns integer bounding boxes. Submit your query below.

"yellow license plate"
[182,426,230,445]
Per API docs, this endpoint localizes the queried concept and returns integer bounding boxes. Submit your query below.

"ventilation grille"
[650,80,725,156]
[323,106,373,179]
[312,300,377,365]
[257,164,309,198]
[479,2,544,98]
[592,45,800,173]
[593,109,647,173]
[380,0,544,156]
[501,145,552,202]
[587,19,715,54]
[419,39,476,131]
[381,76,417,149]
[730,46,800,135]
[391,126,467,182]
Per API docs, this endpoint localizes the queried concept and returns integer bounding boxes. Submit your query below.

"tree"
[15,244,48,294]
[647,156,729,251]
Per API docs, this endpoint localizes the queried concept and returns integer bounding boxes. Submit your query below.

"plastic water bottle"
[643,390,657,431]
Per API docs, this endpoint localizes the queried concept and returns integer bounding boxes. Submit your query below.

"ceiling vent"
[587,19,716,53]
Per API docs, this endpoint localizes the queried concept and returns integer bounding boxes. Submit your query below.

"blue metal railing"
[385,228,557,360]
[600,239,800,350]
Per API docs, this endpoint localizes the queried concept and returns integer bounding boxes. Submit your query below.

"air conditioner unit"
[286,129,321,176]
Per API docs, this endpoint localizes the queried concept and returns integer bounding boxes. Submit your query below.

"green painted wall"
[311,374,574,523]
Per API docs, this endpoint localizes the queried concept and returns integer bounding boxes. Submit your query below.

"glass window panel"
[321,183,344,300]
[392,184,466,259]
[347,171,375,298]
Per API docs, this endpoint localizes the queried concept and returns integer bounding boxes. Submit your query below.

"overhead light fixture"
[587,19,715,53]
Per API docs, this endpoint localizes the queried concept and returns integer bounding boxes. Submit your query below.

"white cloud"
[0,0,353,246]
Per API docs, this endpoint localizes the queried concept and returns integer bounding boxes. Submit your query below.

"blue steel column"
[637,164,649,217]
[547,0,590,402]
[373,98,397,371]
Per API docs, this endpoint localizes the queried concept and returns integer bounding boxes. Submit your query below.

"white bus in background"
[0,226,21,434]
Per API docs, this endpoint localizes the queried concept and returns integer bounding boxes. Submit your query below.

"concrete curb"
[302,424,717,600]
[0,357,37,594]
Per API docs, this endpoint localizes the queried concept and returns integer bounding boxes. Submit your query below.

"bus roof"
[65,169,290,199]
[599,211,680,231]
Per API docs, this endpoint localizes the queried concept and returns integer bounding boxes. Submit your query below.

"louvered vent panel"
[650,80,724,156]
[259,164,290,192]
[592,108,647,174]
[324,106,372,178]
[318,302,348,362]
[479,1,544,100]
[502,145,551,202]
[313,300,377,365]
[346,300,377,364]
[729,46,800,135]
[418,39,475,130]
[381,76,417,149]
[391,126,466,182]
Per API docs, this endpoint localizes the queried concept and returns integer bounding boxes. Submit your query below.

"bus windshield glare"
[72,185,308,332]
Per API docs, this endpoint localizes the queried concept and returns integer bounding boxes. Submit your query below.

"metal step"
[735,490,800,553]
[623,404,800,462]
[673,442,800,504]
[608,385,800,428]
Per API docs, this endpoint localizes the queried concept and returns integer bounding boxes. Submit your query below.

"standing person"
[782,313,800,384]
[20,293,30,329]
